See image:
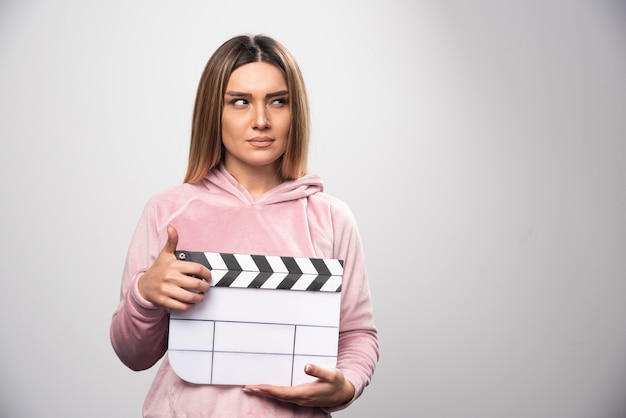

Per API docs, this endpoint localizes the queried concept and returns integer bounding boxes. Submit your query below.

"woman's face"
[221,62,290,175]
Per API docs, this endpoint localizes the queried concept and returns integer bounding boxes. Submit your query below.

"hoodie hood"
[201,163,324,206]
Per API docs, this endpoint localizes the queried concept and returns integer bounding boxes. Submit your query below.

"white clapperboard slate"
[168,251,343,386]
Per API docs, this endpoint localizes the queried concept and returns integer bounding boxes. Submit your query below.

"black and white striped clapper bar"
[168,251,344,386]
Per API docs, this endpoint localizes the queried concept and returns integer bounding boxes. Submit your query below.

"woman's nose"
[253,105,270,129]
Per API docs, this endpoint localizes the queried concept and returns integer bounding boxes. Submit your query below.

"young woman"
[110,34,379,417]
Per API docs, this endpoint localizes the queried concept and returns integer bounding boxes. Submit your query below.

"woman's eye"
[269,98,288,107]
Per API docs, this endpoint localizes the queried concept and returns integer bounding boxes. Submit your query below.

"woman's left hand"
[242,364,355,408]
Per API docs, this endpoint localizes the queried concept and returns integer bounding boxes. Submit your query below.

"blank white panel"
[212,352,293,386]
[214,322,295,354]
[168,351,213,384]
[294,326,338,356]
[168,319,214,351]
[171,287,341,327]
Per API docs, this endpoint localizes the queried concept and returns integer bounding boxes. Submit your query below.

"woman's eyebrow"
[266,90,289,99]
[224,90,288,99]
[225,91,251,98]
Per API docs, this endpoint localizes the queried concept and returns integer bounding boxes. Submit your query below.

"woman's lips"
[247,137,274,148]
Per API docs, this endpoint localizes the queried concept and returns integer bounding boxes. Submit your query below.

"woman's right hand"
[138,224,211,310]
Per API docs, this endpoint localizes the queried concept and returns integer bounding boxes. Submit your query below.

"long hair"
[184,35,310,184]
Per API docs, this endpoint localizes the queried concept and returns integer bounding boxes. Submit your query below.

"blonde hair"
[184,35,310,184]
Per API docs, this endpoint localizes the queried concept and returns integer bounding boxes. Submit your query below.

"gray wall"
[1,1,625,417]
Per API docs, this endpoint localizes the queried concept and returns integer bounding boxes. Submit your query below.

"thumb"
[304,363,323,378]
[162,224,179,255]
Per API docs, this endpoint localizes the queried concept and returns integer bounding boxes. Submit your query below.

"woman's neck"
[224,161,282,199]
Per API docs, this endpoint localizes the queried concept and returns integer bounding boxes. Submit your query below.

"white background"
[1,1,626,417]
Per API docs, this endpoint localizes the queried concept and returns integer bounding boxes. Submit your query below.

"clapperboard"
[168,251,343,386]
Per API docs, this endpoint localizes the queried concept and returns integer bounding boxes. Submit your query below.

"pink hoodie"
[110,164,379,417]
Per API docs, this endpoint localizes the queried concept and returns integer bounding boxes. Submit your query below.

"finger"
[243,384,300,402]
[181,262,212,283]
[160,296,198,312]
[171,284,207,304]
[178,271,211,293]
[303,363,331,381]
[158,282,207,311]
[162,224,179,255]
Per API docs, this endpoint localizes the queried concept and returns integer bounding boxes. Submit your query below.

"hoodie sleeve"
[110,199,169,371]
[324,202,380,412]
